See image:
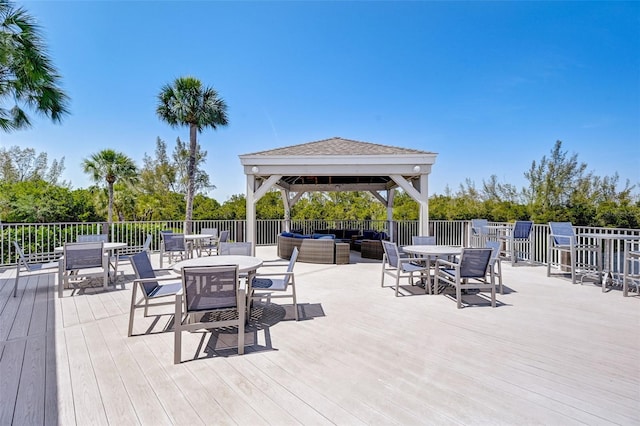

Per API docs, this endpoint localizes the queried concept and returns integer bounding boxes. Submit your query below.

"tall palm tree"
[156,76,228,233]
[82,149,138,223]
[0,0,69,131]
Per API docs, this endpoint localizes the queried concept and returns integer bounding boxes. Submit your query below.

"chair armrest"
[253,272,294,278]
[435,258,458,269]
[134,275,180,284]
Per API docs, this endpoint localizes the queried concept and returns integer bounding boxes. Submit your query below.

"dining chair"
[218,241,253,256]
[435,247,495,309]
[174,264,246,363]
[77,234,108,242]
[381,240,430,296]
[500,220,534,266]
[251,246,299,321]
[58,241,109,298]
[199,227,219,256]
[622,240,640,297]
[129,251,182,336]
[13,242,60,297]
[159,232,187,267]
[547,222,601,284]
[113,233,151,269]
[486,240,503,294]
[470,219,489,247]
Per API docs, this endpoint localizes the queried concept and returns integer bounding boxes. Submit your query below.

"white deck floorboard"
[0,245,638,425]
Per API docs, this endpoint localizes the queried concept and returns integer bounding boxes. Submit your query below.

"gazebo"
[239,137,438,246]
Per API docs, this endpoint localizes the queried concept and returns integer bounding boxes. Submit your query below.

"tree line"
[1,140,638,228]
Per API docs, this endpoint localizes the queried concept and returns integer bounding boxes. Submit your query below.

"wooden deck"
[1,246,638,425]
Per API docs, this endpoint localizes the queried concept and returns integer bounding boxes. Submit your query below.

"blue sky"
[3,1,639,201]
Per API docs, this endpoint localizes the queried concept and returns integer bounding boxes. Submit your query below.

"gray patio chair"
[77,234,108,242]
[13,242,60,297]
[252,246,299,321]
[174,264,246,363]
[159,232,187,267]
[435,247,495,309]
[547,222,601,284]
[486,240,503,294]
[381,240,430,296]
[113,233,152,268]
[199,227,219,256]
[500,220,534,266]
[470,219,489,247]
[622,240,640,297]
[58,241,109,298]
[128,251,182,336]
[219,241,253,256]
[411,235,437,254]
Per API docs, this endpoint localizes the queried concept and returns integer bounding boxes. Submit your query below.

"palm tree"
[0,0,69,132]
[82,149,138,223]
[156,76,228,233]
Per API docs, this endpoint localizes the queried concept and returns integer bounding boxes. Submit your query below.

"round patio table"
[401,245,463,293]
[171,255,262,273]
[183,233,216,257]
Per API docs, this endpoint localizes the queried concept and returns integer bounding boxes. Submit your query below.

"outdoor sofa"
[277,233,343,264]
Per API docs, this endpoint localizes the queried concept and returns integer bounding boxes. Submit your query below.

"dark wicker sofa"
[277,234,337,264]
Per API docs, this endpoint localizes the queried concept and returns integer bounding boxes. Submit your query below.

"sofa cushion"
[363,230,376,239]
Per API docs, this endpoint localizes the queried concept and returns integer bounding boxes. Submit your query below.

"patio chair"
[219,241,253,256]
[547,222,601,284]
[412,235,436,245]
[128,251,182,336]
[470,219,489,247]
[160,232,187,267]
[13,242,60,297]
[435,247,495,309]
[199,227,219,256]
[58,241,109,298]
[113,233,152,268]
[77,234,108,242]
[622,240,640,297]
[252,247,299,321]
[381,240,430,296]
[486,240,503,294]
[500,220,534,266]
[174,264,246,363]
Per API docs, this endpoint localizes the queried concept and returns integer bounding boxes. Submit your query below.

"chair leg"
[490,283,496,308]
[456,284,462,309]
[291,278,298,321]
[570,248,577,284]
[128,284,138,337]
[174,294,183,364]
[395,273,401,297]
[58,268,64,298]
[237,290,246,355]
[13,267,20,297]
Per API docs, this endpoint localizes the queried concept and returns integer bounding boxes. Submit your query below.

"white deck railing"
[1,220,638,273]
